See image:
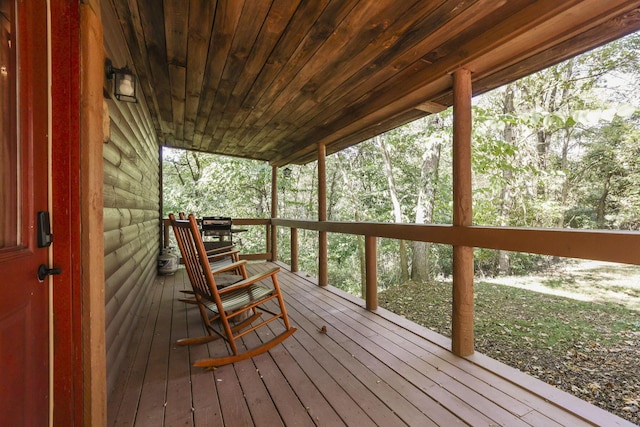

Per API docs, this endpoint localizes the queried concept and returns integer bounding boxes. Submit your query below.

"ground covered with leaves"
[378,278,640,424]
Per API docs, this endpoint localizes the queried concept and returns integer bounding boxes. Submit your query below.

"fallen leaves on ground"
[379,280,640,425]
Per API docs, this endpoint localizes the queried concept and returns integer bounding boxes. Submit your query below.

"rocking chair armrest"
[211,260,247,275]
[218,267,280,294]
[206,244,235,255]
[207,249,239,262]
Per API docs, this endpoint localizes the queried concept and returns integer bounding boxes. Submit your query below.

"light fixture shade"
[283,167,292,178]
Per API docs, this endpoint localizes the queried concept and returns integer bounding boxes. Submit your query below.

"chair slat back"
[169,213,213,299]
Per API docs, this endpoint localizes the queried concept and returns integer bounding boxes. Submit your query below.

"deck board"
[108,271,167,426]
[108,262,636,427]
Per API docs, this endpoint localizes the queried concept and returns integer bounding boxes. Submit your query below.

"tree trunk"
[357,230,366,298]
[377,135,409,281]
[411,117,442,282]
[596,173,612,227]
[556,127,573,227]
[327,167,339,220]
[336,152,368,296]
[498,84,515,275]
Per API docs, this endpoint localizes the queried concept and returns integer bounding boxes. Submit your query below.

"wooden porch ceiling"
[110,0,640,166]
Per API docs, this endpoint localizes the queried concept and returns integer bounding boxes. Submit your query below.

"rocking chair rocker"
[169,213,296,368]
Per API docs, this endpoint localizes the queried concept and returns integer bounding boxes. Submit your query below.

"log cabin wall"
[101,2,161,397]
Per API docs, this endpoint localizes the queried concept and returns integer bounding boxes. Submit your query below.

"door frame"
[50,0,84,425]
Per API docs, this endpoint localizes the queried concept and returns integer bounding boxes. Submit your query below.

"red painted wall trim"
[50,0,82,425]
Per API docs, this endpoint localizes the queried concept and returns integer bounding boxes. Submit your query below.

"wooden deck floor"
[108,262,634,426]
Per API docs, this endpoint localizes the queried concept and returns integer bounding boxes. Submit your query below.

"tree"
[377,134,409,282]
[410,116,445,282]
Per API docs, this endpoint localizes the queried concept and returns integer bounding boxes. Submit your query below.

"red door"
[0,1,51,424]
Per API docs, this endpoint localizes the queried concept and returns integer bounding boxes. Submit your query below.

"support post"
[318,143,328,286]
[80,5,107,425]
[163,219,170,248]
[266,224,271,258]
[452,68,474,356]
[291,228,298,272]
[270,165,278,262]
[365,236,378,310]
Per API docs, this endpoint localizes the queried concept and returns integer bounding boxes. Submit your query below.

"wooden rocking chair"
[168,213,296,368]
[174,212,243,304]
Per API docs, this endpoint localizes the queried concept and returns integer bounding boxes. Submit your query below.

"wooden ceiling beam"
[415,101,448,114]
[464,0,640,77]
[272,103,430,166]
[441,5,640,105]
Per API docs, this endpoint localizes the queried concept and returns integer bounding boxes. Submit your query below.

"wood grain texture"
[80,6,108,426]
[272,218,640,267]
[108,265,637,427]
[452,68,474,356]
[107,0,640,165]
[103,0,161,401]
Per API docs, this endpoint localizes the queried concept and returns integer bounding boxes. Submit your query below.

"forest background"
[163,32,639,295]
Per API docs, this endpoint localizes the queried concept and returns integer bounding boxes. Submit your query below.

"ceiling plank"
[164,0,189,143]
[137,0,173,135]
[216,0,334,154]
[192,0,246,150]
[218,0,361,152]
[183,0,217,143]
[246,0,506,157]
[199,0,274,150]
[206,0,303,152]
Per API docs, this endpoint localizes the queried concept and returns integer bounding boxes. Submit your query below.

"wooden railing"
[163,216,640,354]
[272,218,640,265]
[271,218,640,355]
[164,216,640,296]
[271,218,640,312]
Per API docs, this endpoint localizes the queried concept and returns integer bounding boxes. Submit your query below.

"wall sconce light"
[283,167,292,178]
[105,58,138,103]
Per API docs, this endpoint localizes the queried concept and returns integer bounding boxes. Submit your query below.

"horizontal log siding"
[103,1,161,399]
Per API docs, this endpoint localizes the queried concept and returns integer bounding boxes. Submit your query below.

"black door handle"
[37,264,62,282]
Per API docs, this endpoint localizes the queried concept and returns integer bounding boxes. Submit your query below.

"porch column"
[80,4,107,425]
[452,68,474,356]
[290,228,299,272]
[271,165,278,261]
[365,236,378,310]
[318,143,328,286]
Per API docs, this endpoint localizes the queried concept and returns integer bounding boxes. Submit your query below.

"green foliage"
[163,33,640,287]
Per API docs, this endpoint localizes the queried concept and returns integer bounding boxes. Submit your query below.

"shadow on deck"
[108,262,633,426]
